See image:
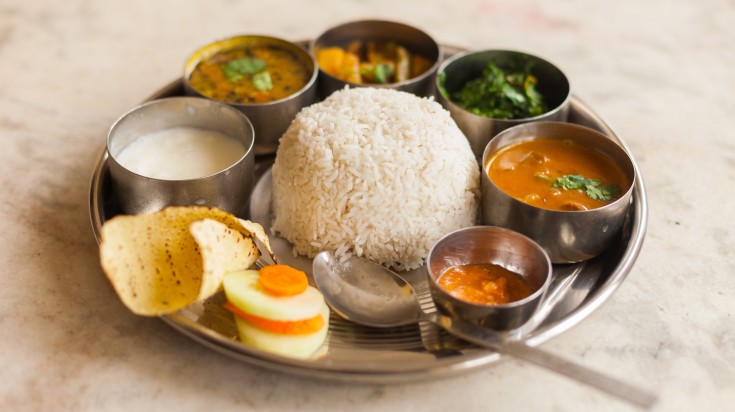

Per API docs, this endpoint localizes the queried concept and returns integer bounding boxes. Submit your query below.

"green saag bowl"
[436,49,571,160]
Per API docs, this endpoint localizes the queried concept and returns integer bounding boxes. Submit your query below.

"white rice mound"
[271,87,480,271]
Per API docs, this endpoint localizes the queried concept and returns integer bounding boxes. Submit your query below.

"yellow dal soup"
[189,44,311,105]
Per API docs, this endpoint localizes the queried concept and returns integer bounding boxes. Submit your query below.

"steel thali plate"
[88,45,648,383]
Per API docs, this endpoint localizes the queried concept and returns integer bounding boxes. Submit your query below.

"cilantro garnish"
[544,174,620,201]
[221,58,269,87]
[252,71,273,91]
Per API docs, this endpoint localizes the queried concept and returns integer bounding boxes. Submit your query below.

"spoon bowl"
[313,251,422,328]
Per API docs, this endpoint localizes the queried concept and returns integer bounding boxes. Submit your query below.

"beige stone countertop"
[1,0,733,410]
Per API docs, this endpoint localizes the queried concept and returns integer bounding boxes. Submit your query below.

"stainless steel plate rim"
[88,44,648,383]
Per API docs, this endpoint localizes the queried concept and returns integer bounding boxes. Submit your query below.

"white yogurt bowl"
[106,97,255,216]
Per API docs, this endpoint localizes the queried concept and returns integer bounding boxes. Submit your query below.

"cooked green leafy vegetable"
[537,173,620,201]
[445,63,547,119]
[222,58,267,83]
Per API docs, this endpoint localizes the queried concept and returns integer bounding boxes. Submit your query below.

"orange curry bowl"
[427,226,552,331]
[481,121,636,263]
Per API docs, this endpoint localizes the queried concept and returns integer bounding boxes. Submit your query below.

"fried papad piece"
[238,218,276,262]
[99,206,268,316]
[190,218,259,301]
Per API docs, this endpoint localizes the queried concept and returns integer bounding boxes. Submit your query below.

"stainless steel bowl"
[436,49,571,159]
[481,121,636,263]
[310,20,442,98]
[106,97,255,217]
[427,226,552,331]
[183,35,318,155]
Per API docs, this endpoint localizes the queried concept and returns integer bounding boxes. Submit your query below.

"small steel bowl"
[107,97,255,217]
[427,226,552,331]
[481,121,636,263]
[436,49,571,159]
[310,19,442,98]
[183,35,318,155]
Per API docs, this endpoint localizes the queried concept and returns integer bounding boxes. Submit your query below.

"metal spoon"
[313,251,657,410]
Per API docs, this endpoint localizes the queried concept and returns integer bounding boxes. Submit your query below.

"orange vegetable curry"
[437,263,533,305]
[316,40,432,84]
[188,45,311,104]
[486,139,629,211]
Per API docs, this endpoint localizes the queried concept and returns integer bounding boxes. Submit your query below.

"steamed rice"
[271,88,480,270]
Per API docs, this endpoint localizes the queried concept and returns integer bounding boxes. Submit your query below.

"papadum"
[99,206,273,316]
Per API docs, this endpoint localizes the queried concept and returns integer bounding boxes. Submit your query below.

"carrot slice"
[224,302,324,335]
[258,265,308,297]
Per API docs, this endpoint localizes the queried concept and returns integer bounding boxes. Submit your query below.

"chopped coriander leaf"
[551,174,620,202]
[222,65,243,83]
[221,58,267,83]
[553,174,597,191]
[586,184,621,201]
[252,71,273,91]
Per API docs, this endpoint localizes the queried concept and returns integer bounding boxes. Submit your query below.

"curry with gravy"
[486,138,629,211]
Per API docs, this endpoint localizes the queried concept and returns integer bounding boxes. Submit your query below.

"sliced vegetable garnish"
[224,302,325,335]
[258,264,309,296]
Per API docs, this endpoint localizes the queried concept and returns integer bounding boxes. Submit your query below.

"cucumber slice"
[234,303,330,359]
[223,269,325,321]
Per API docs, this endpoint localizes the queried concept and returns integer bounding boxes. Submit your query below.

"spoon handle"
[432,314,658,410]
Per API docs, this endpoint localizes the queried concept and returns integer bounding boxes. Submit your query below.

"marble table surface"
[1,0,733,410]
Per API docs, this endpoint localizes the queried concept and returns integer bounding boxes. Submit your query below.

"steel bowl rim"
[105,96,256,182]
